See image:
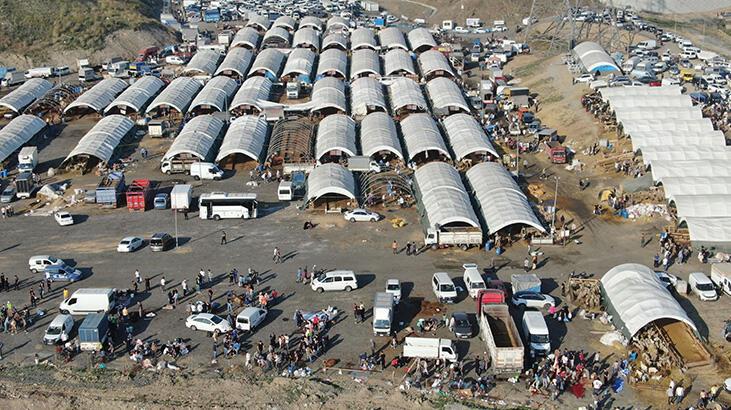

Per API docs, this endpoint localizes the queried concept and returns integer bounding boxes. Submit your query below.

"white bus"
[199,192,258,220]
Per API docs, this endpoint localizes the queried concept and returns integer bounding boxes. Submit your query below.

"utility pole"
[173,209,179,248]
[550,176,560,239]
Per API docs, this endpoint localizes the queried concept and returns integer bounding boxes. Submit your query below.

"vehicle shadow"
[358,273,376,289]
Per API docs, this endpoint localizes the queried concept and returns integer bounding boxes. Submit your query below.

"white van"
[29,255,64,273]
[43,314,74,344]
[689,272,718,301]
[522,311,550,357]
[277,181,293,201]
[190,162,223,180]
[311,270,358,293]
[432,272,458,303]
[711,264,731,296]
[59,288,116,315]
[463,263,486,299]
[235,307,267,331]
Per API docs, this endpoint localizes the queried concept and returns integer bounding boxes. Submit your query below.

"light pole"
[550,176,559,239]
[173,208,179,248]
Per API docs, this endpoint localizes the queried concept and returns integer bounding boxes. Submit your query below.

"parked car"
[574,73,595,83]
[655,271,678,289]
[310,270,358,292]
[343,208,381,223]
[44,264,82,282]
[43,314,74,345]
[150,232,174,251]
[29,255,64,273]
[450,312,473,339]
[1,185,16,203]
[386,279,402,304]
[54,211,74,226]
[235,307,268,331]
[689,272,718,301]
[154,193,169,210]
[185,313,232,333]
[511,291,555,309]
[117,236,144,253]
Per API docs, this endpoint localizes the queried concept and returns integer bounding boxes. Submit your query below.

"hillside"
[0,0,175,66]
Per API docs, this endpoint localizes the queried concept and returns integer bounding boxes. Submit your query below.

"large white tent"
[400,113,450,162]
[414,162,480,229]
[216,115,269,163]
[63,115,134,165]
[359,112,403,159]
[162,115,225,162]
[442,113,498,161]
[306,163,356,203]
[0,115,46,163]
[0,78,53,114]
[315,114,357,160]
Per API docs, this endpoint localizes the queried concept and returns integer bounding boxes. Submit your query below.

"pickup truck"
[477,289,524,377]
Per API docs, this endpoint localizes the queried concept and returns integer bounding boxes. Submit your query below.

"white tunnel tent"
[359,111,403,160]
[630,131,726,153]
[231,27,261,49]
[262,26,292,48]
[282,48,317,81]
[671,195,731,218]
[351,27,378,51]
[378,27,408,51]
[64,78,128,116]
[350,77,387,117]
[414,161,480,229]
[0,78,53,114]
[614,106,703,122]
[649,160,731,182]
[599,85,681,100]
[639,145,731,166]
[350,49,382,80]
[418,50,455,81]
[315,114,357,161]
[246,13,271,32]
[214,47,254,78]
[661,177,731,201]
[407,28,437,53]
[162,115,225,162]
[607,94,692,111]
[400,113,450,163]
[63,115,134,167]
[273,15,296,32]
[305,163,357,205]
[600,263,697,340]
[388,77,427,114]
[316,49,348,79]
[0,115,46,163]
[683,218,731,246]
[292,27,321,51]
[146,77,203,116]
[325,16,350,33]
[104,76,165,116]
[426,77,471,117]
[299,16,323,31]
[249,49,286,79]
[216,115,269,164]
[229,76,273,115]
[189,76,239,114]
[466,162,545,234]
[310,77,347,115]
[442,113,498,161]
[384,49,416,77]
[622,118,714,135]
[322,33,349,51]
[182,50,221,77]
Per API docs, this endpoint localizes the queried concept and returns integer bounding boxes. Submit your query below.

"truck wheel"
[431,244,438,250]
[345,286,353,292]
[460,244,468,251]
[60,310,69,315]
[165,170,171,175]
[193,175,200,180]
[213,215,221,221]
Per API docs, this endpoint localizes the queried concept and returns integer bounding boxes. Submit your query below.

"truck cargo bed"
[484,310,520,347]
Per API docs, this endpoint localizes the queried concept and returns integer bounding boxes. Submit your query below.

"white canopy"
[216,115,268,162]
[282,48,316,79]
[64,115,134,165]
[246,14,271,31]
[640,145,731,165]
[263,26,291,46]
[0,78,52,113]
[683,217,731,244]
[230,76,272,113]
[418,50,454,79]
[64,78,128,114]
[601,263,697,339]
[231,27,261,49]
[311,77,347,113]
[442,113,498,160]
[215,47,254,77]
[351,27,377,50]
[614,107,703,122]
[300,16,323,31]
[316,114,357,160]
[572,41,620,73]
[388,77,426,112]
[326,16,350,32]
[414,162,480,228]
[407,28,436,52]
[599,85,681,101]
[378,27,408,51]
[672,195,731,218]
[104,76,165,114]
[273,15,296,31]
[146,77,202,114]
[466,162,545,233]
[0,115,46,163]
[426,77,470,116]
[360,112,403,159]
[608,94,692,110]
[322,32,348,50]
[183,50,221,77]
[384,48,416,76]
[649,160,731,182]
[622,118,714,135]
[190,76,238,113]
[316,48,348,79]
[630,131,726,152]
[249,49,285,78]
[400,113,450,161]
[306,163,356,202]
[661,177,731,201]
[292,27,321,51]
[350,77,386,117]
[350,49,381,79]
[162,115,225,161]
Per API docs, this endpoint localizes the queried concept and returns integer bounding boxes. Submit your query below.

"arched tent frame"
[64,78,128,116]
[62,115,134,169]
[214,47,254,79]
[0,115,46,163]
[400,113,450,164]
[0,78,53,115]
[161,115,225,162]
[315,114,357,161]
[216,115,269,164]
[104,76,165,116]
[305,163,357,206]
[146,77,203,116]
[359,111,403,160]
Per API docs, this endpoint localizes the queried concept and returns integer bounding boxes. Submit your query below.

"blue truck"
[79,313,109,351]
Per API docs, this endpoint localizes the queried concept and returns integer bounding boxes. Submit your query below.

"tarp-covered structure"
[572,41,621,74]
[246,13,271,32]
[388,77,426,115]
[407,28,437,53]
[660,177,731,201]
[350,77,386,117]
[182,50,221,78]
[299,16,323,31]
[442,113,498,161]
[215,47,254,79]
[351,49,381,80]
[426,77,470,117]
[62,115,134,167]
[384,49,416,77]
[400,113,450,164]
[0,114,46,163]
[638,145,731,166]
[293,27,321,51]
[104,76,165,116]
[162,115,225,162]
[325,16,350,33]
[64,78,128,116]
[273,15,296,32]
[418,50,454,81]
[305,163,356,204]
[600,263,697,339]
[311,77,347,115]
[230,76,273,116]
[414,161,480,230]
[466,162,545,234]
[351,27,377,50]
[231,27,261,50]
[262,26,291,48]
[249,49,285,80]
[146,77,202,116]
[216,115,269,164]
[360,111,403,160]
[282,48,316,81]
[378,27,408,51]
[322,32,348,51]
[315,114,357,161]
[189,76,238,115]
[316,49,348,80]
[0,78,53,114]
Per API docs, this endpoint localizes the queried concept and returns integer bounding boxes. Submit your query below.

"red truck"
[126,179,153,212]
[546,141,567,164]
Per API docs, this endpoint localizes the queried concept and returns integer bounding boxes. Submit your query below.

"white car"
[343,208,381,223]
[655,271,678,289]
[386,279,402,304]
[54,211,74,226]
[454,26,469,34]
[574,73,595,83]
[511,291,556,309]
[117,236,144,253]
[185,313,232,333]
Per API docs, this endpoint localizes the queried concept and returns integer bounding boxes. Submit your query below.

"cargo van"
[689,272,718,301]
[432,272,458,303]
[711,264,731,296]
[43,314,74,345]
[235,307,268,331]
[59,288,116,315]
[28,255,64,273]
[462,263,486,299]
[522,311,550,357]
[277,181,293,201]
[189,162,223,180]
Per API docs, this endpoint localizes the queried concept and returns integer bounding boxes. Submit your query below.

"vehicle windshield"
[120,240,130,245]
[440,284,455,292]
[210,316,223,324]
[387,284,400,291]
[531,334,550,344]
[315,273,326,282]
[48,256,58,263]
[46,326,62,335]
[455,319,469,327]
[374,319,390,329]
[471,282,485,289]
[696,283,714,291]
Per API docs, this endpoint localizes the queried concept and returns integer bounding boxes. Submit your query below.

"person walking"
[182,279,188,297]
[221,231,227,245]
[666,386,674,405]
[296,267,302,283]
[392,240,398,255]
[523,257,530,272]
[675,385,685,405]
[273,247,282,264]
[160,276,167,292]
[134,269,141,284]
[207,269,213,284]
[13,275,18,291]
[63,287,69,300]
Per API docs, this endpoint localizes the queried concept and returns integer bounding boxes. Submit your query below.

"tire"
[165,170,171,175]
[213,214,221,221]
[31,269,38,274]
[190,325,197,331]
[370,218,376,222]
[350,217,356,223]
[460,244,468,251]
[317,287,324,293]
[193,175,200,181]
[345,286,352,292]
[60,310,69,315]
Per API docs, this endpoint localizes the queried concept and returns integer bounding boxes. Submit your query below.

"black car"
[150,232,174,252]
[450,312,473,339]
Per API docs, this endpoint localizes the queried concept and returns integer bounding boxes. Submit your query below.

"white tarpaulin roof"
[316,48,348,78]
[216,115,268,162]
[599,85,681,101]
[293,27,321,51]
[426,77,470,114]
[316,114,357,160]
[162,115,225,161]
[630,131,726,152]
[263,26,291,45]
[601,263,697,339]
[608,94,692,110]
[282,48,316,79]
[350,77,386,117]
[351,27,377,50]
[146,77,203,114]
[388,77,426,112]
[418,50,454,79]
[672,195,731,218]
[442,113,498,160]
[622,118,714,135]
[306,163,356,202]
[466,162,545,233]
[326,16,349,31]
[414,162,479,228]
[231,27,261,49]
[322,33,348,50]
[64,115,134,164]
[215,47,254,77]
[400,113,450,161]
[183,50,221,76]
[300,16,323,31]
[350,49,381,79]
[104,76,165,114]
[378,27,408,51]
[360,112,403,159]
[0,78,52,113]
[639,145,731,165]
[64,78,128,114]
[650,160,731,182]
[311,77,347,113]
[230,76,273,112]
[661,177,731,201]
[384,48,416,76]
[0,115,46,162]
[572,41,621,73]
[190,76,238,112]
[407,28,436,52]
[614,107,703,122]
[246,14,271,31]
[683,217,731,244]
[273,15,296,31]
[249,48,285,78]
